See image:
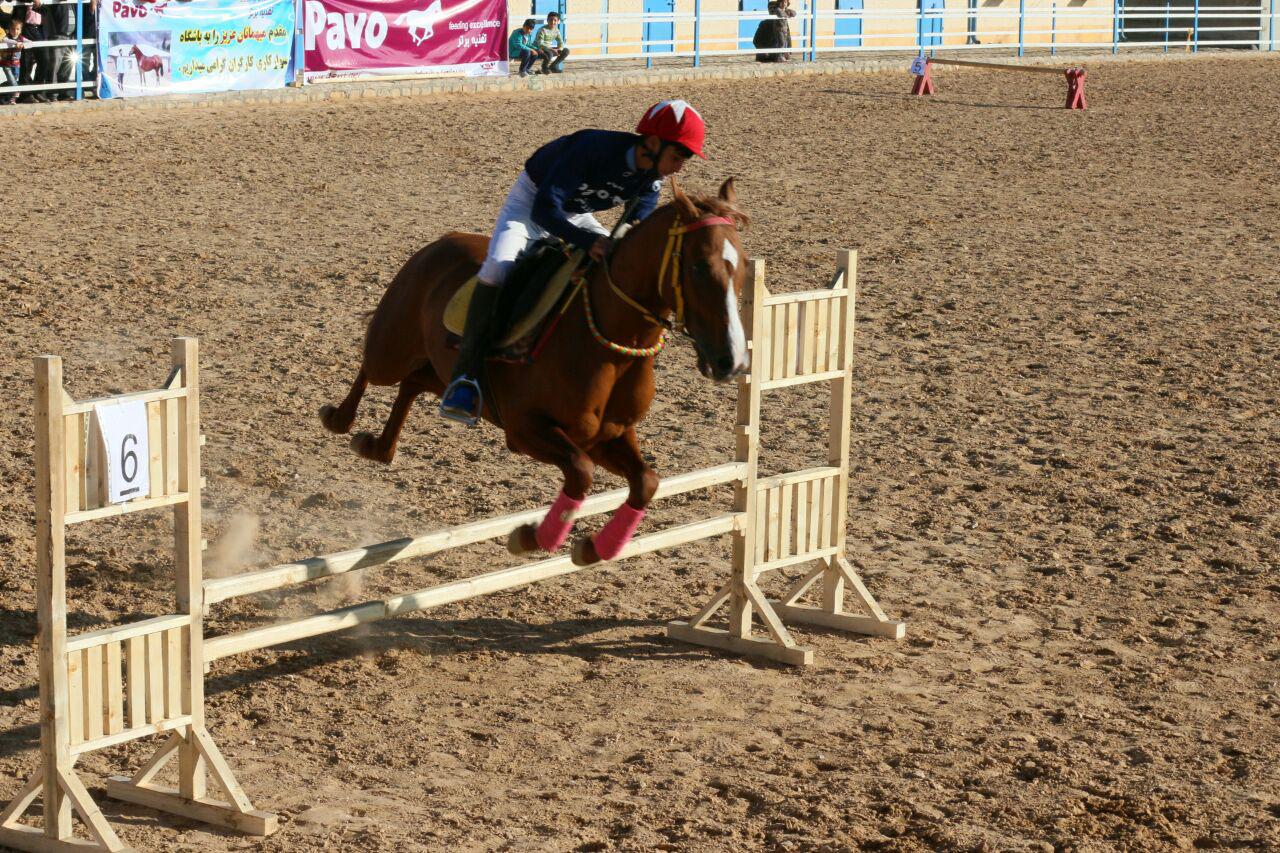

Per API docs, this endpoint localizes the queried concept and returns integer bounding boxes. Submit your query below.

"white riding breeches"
[476,170,608,287]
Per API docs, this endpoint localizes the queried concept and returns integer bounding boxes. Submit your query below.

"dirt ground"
[1,55,1278,852]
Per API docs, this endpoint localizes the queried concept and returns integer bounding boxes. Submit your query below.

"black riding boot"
[439,283,501,425]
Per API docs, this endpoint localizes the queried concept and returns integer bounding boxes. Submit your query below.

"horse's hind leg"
[320,369,369,435]
[350,366,436,464]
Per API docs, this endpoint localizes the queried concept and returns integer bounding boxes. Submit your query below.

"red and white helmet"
[636,99,707,159]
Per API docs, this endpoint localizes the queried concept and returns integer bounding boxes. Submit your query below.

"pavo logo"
[394,0,442,45]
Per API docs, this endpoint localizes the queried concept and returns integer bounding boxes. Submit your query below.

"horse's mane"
[617,190,750,250]
[687,193,750,231]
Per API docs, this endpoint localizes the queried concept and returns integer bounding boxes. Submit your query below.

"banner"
[303,0,507,81]
[98,0,295,99]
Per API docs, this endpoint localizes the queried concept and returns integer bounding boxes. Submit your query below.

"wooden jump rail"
[0,251,905,853]
[911,56,1088,110]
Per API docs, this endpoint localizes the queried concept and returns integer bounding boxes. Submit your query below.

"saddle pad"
[444,249,585,348]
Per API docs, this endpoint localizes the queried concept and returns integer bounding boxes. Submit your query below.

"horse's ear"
[719,177,737,206]
[669,176,700,224]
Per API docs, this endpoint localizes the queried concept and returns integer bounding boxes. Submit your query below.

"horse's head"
[668,177,750,383]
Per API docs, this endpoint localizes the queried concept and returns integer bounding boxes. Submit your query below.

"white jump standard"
[0,252,904,852]
[0,340,275,853]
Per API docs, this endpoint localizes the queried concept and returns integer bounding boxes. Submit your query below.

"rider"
[439,99,708,425]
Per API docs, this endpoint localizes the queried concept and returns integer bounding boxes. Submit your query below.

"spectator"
[46,0,76,100]
[534,11,568,74]
[1,17,23,104]
[753,0,795,63]
[15,0,47,102]
[508,17,541,77]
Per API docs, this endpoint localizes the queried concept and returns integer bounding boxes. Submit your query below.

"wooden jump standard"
[1,251,904,852]
[911,56,1088,110]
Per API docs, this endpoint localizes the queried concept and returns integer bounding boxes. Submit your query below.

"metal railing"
[553,1,1275,61]
[3,0,1275,107]
[2,0,96,103]
[547,0,1269,62]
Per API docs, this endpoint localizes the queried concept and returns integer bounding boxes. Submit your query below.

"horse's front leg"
[573,426,658,566]
[506,423,595,555]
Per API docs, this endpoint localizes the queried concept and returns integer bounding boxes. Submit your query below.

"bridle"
[582,213,738,358]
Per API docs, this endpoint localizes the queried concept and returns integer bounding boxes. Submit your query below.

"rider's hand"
[589,237,613,262]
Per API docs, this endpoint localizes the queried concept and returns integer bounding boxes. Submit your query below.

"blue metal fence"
[4,0,1276,105]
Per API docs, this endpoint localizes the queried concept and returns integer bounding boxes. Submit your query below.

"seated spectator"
[1,17,23,104]
[753,0,795,63]
[508,17,541,78]
[534,12,568,74]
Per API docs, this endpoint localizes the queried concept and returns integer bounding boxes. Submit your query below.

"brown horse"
[320,177,749,565]
[131,45,165,84]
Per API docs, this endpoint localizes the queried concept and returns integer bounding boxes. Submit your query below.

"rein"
[583,213,737,358]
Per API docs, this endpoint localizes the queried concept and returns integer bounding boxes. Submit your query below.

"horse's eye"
[692,261,711,276]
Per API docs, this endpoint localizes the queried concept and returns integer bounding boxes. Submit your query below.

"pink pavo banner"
[303,0,507,81]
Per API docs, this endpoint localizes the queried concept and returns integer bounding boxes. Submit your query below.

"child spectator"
[534,12,568,74]
[1,17,23,104]
[508,17,541,77]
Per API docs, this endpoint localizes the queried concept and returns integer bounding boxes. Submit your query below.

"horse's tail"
[393,11,408,24]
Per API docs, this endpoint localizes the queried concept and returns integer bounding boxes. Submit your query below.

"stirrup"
[439,377,482,426]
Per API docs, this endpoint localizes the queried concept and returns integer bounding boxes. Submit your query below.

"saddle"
[444,239,585,363]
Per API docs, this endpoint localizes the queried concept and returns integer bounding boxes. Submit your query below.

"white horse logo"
[395,0,444,45]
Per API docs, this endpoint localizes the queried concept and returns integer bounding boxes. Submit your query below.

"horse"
[320,177,749,566]
[131,45,164,84]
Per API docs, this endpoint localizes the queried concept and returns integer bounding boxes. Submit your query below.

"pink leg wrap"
[536,490,583,552]
[592,501,647,561]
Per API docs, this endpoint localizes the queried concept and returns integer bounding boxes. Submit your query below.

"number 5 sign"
[93,401,151,504]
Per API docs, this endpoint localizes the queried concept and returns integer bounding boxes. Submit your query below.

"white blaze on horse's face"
[692,231,747,382]
[722,243,749,375]
[722,241,739,275]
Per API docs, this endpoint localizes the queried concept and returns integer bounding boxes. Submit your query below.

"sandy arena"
[1,56,1278,851]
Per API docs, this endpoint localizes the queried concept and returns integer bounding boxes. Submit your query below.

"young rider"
[439,99,708,425]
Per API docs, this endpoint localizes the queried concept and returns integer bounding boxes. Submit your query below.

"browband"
[681,215,736,233]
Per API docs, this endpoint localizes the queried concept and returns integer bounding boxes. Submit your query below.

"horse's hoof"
[350,432,391,464]
[571,537,601,567]
[507,524,540,556]
[319,404,352,434]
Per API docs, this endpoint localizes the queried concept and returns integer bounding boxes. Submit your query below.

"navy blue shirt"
[524,129,662,250]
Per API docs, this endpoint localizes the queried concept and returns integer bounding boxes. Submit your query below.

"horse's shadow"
[0,614,747,759]
[0,605,159,649]
[206,612,722,696]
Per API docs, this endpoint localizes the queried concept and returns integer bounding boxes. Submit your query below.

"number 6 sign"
[93,400,151,504]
